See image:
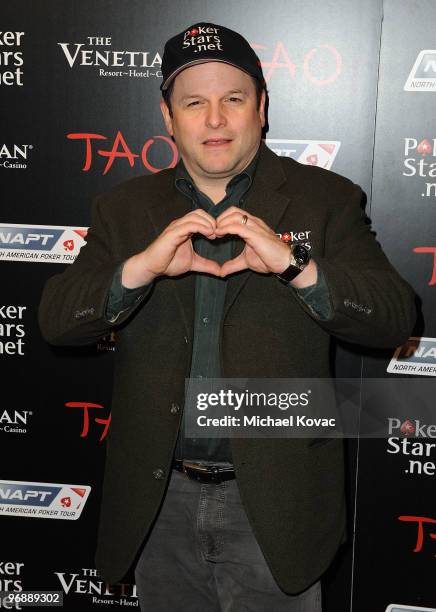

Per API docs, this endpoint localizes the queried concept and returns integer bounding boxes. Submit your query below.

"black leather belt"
[173,460,236,483]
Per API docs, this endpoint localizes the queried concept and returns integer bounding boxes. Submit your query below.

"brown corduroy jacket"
[38,142,416,594]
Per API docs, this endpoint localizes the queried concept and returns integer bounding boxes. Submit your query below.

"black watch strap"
[276,244,311,284]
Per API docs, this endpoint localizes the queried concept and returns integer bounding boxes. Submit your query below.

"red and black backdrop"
[1,1,435,610]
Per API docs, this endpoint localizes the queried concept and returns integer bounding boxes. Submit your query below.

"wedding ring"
[241,214,248,225]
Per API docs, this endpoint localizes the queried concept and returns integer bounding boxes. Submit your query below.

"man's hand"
[122,210,221,289]
[215,206,318,287]
[122,205,317,289]
[215,206,291,276]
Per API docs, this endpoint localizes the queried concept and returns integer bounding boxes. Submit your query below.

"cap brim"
[161,58,254,90]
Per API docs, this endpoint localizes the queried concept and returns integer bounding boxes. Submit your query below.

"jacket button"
[170,403,180,415]
[152,468,165,480]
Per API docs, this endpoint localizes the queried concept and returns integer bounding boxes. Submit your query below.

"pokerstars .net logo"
[403,137,436,198]
[387,417,436,478]
[0,31,25,87]
[266,139,340,169]
[387,417,436,438]
[0,560,25,595]
[404,50,436,92]
[182,26,223,53]
[0,304,27,357]
[277,229,312,251]
[58,35,162,80]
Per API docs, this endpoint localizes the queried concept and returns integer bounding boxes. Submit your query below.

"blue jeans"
[134,468,322,611]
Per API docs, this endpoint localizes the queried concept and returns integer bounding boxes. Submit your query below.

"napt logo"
[265,139,340,169]
[387,337,436,377]
[0,480,91,520]
[0,224,87,264]
[404,50,436,92]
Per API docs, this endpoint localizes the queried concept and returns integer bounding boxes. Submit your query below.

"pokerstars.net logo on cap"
[183,25,223,53]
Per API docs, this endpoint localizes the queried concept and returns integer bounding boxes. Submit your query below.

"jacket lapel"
[144,172,196,338]
[224,142,292,317]
[145,172,192,236]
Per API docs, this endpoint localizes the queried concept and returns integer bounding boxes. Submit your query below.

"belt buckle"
[182,461,210,474]
[181,461,211,482]
[180,461,235,483]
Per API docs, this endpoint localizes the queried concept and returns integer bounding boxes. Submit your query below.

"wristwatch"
[276,244,311,284]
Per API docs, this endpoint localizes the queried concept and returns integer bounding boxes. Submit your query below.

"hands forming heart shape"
[147,205,292,280]
[122,205,315,290]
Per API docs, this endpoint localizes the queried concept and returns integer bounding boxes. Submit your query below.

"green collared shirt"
[172,152,258,462]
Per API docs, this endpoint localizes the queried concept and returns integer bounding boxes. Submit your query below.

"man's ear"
[259,89,266,129]
[160,98,174,136]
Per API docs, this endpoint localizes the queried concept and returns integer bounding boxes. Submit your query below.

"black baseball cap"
[160,22,265,91]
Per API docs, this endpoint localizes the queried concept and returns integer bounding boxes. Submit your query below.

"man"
[39,23,416,611]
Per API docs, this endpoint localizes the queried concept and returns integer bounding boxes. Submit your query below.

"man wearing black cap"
[39,22,416,612]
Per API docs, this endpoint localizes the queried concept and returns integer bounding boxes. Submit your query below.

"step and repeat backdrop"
[1,1,435,610]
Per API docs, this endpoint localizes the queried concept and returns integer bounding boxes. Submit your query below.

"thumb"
[220,253,248,277]
[190,253,222,276]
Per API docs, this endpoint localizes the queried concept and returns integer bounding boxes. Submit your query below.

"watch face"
[292,244,310,265]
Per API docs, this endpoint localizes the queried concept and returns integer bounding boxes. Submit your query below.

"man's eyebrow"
[224,89,247,95]
[179,89,248,102]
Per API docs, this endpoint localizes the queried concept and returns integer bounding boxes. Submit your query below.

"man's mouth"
[203,138,232,146]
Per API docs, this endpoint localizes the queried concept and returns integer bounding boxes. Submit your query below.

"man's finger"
[220,253,248,277]
[191,253,222,276]
[216,207,249,224]
[170,220,217,243]
[171,215,216,234]
[184,209,217,225]
[216,216,267,237]
[214,221,259,245]
[217,211,274,236]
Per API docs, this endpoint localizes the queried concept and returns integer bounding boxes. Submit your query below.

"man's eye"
[227,97,243,103]
[187,100,201,107]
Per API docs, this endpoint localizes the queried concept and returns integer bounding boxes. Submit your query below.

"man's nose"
[205,102,226,128]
